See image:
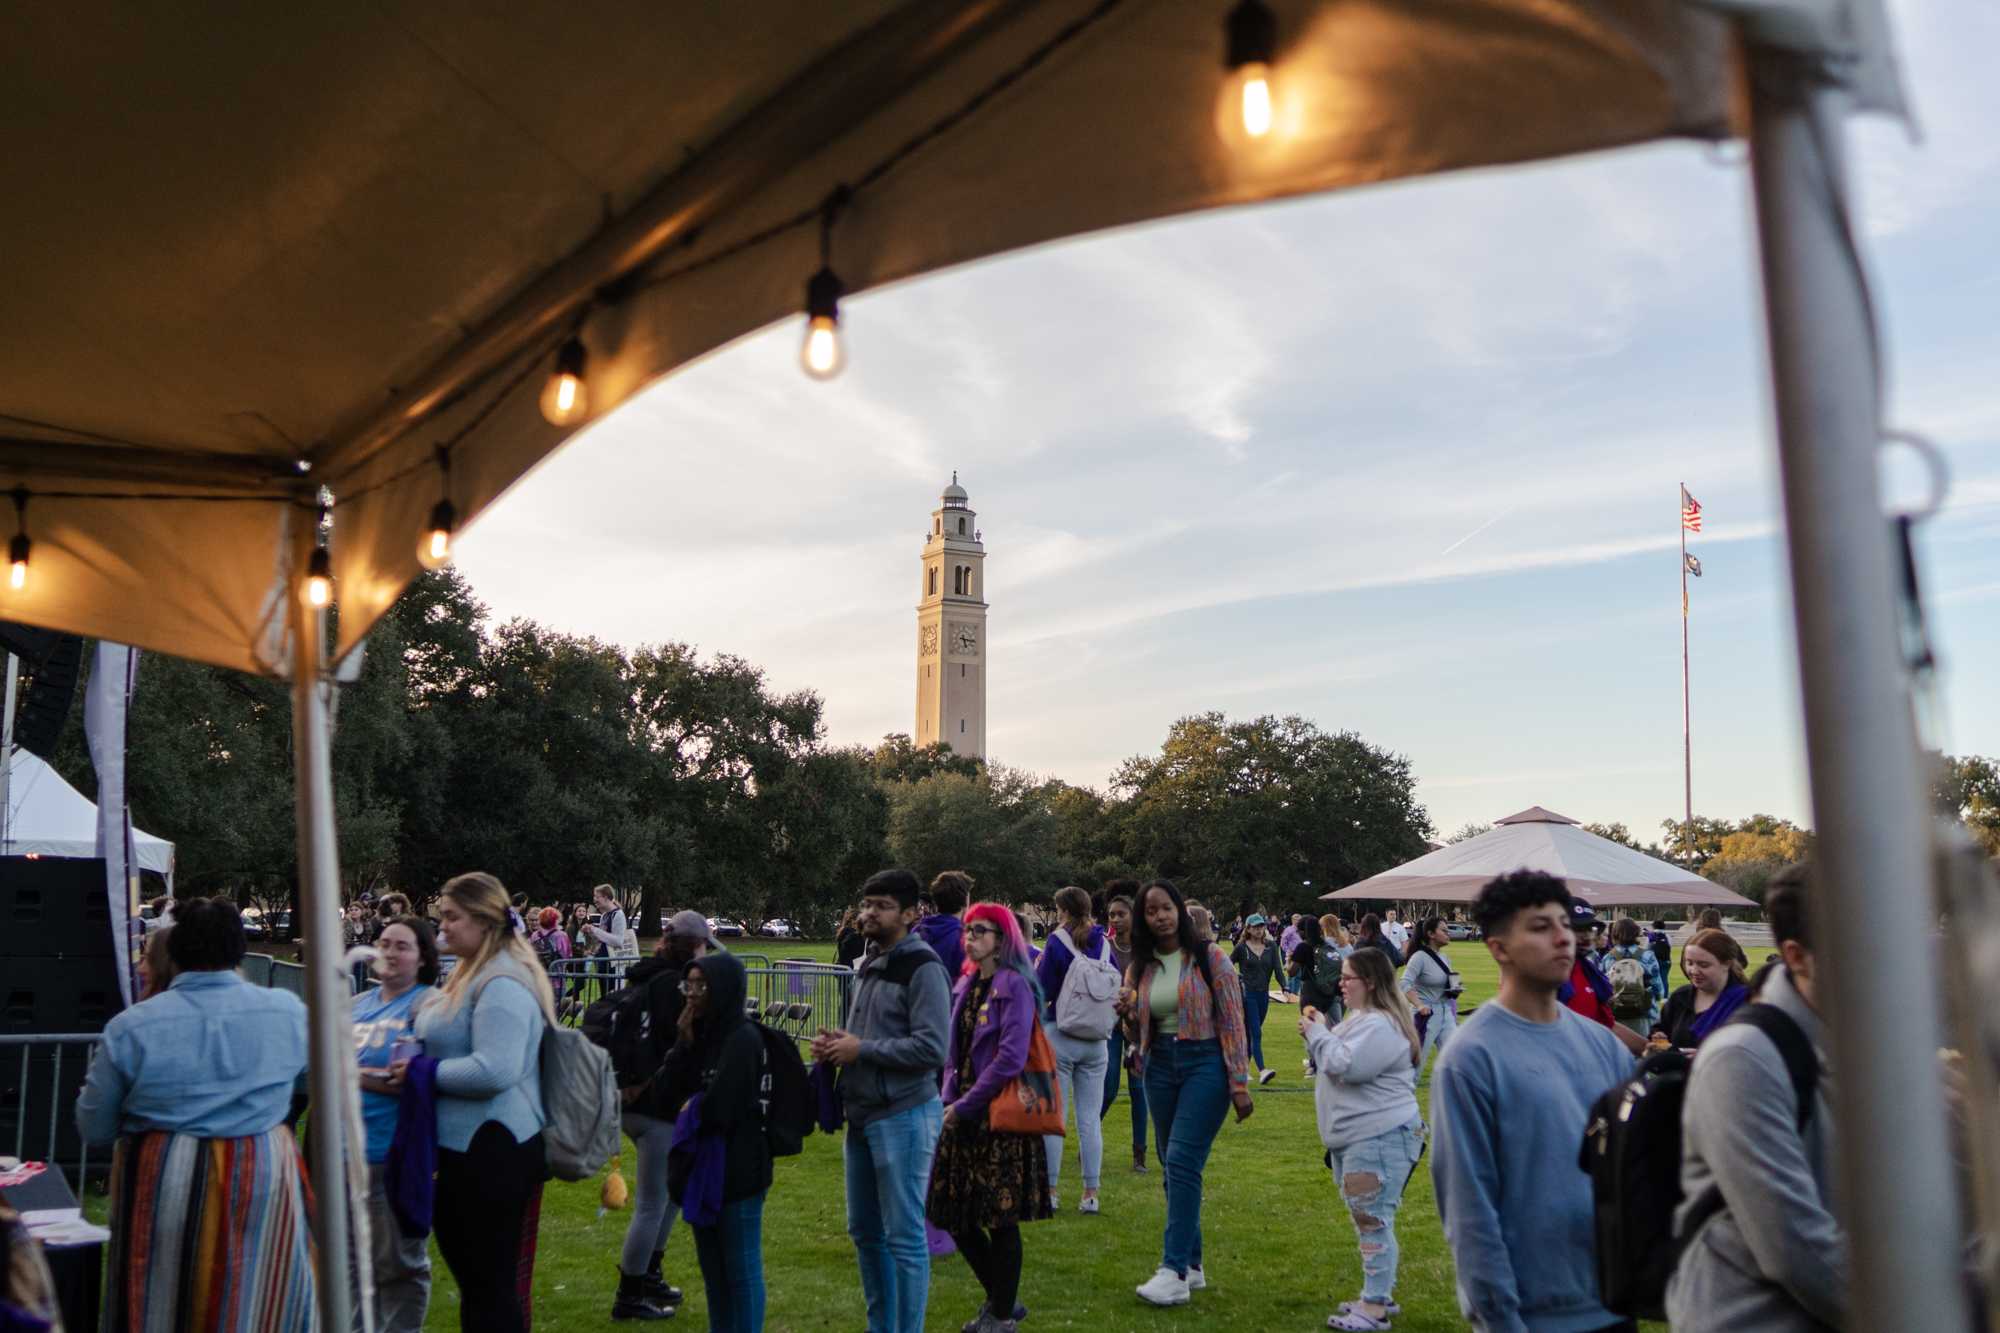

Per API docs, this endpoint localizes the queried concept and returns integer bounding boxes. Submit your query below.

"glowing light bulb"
[539,337,590,425]
[7,535,27,591]
[800,267,846,381]
[1238,62,1272,137]
[418,499,456,571]
[305,547,332,608]
[1218,1,1279,150]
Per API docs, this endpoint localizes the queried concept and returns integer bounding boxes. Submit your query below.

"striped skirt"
[104,1126,317,1333]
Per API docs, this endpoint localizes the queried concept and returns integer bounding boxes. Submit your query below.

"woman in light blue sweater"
[404,872,555,1333]
[1301,946,1423,1333]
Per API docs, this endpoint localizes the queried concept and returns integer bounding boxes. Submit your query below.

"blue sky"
[459,0,1998,842]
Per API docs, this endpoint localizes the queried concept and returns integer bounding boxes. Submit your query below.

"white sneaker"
[1187,1265,1207,1291]
[1259,1068,1278,1085]
[1049,1193,1059,1212]
[1079,1195,1099,1215]
[1136,1267,1190,1306]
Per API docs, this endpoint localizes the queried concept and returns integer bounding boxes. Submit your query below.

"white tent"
[1325,805,1756,909]
[1,748,175,887]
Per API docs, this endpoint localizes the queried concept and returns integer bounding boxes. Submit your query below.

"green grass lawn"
[413,937,1771,1331]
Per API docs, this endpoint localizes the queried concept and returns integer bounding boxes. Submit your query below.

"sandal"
[1326,1310,1393,1331]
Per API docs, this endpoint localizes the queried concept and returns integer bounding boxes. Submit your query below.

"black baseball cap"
[1568,901,1601,930]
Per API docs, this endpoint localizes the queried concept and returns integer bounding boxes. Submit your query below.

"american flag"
[1681,486,1702,533]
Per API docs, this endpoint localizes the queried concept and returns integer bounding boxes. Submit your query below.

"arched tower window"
[957,517,966,535]
[927,567,937,596]
[953,567,965,595]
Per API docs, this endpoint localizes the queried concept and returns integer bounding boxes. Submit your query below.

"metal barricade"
[545,956,630,1026]
[240,953,276,987]
[269,959,310,1001]
[742,962,853,1043]
[1,1034,105,1189]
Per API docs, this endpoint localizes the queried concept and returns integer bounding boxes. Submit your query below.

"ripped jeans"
[1328,1116,1425,1304]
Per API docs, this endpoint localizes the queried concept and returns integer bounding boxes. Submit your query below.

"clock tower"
[916,473,987,759]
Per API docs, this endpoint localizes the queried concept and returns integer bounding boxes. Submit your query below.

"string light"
[303,498,334,606]
[418,447,455,569]
[801,187,852,381]
[304,546,332,607]
[1219,0,1278,145]
[539,336,590,425]
[801,267,846,380]
[8,489,28,592]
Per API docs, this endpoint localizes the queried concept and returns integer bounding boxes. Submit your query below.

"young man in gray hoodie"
[1668,866,1844,1330]
[812,868,952,1333]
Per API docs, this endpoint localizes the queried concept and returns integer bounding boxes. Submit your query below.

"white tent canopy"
[2,747,175,885]
[1325,805,1755,908]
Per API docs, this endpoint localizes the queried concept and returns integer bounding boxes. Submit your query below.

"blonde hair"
[432,872,556,1023]
[1320,914,1350,948]
[1341,946,1422,1064]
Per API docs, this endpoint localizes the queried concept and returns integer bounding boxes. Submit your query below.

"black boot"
[612,1270,674,1321]
[644,1251,684,1307]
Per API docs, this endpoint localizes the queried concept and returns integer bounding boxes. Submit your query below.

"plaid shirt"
[1125,944,1252,1089]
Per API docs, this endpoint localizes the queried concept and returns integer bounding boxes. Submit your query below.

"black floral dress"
[926,974,1053,1233]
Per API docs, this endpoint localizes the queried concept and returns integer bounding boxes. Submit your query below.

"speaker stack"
[0,856,126,1172]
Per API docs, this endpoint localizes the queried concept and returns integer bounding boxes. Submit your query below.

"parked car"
[758,918,800,938]
[1444,921,1478,941]
[707,917,746,938]
[240,908,268,940]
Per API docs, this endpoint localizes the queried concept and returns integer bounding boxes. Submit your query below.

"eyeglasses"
[965,924,998,939]
[678,979,708,996]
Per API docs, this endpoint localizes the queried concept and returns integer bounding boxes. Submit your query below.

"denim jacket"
[76,970,306,1144]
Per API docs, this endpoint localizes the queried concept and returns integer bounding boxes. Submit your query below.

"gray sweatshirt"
[1307,1010,1419,1150]
[841,933,952,1128]
[1667,965,1844,1331]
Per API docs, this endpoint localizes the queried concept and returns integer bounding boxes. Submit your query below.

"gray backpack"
[540,1020,620,1181]
[468,962,619,1181]
[1052,929,1122,1041]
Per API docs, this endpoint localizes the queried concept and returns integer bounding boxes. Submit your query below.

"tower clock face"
[952,625,978,656]
[919,625,939,657]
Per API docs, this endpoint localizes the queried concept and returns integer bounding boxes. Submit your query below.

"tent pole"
[1744,42,1972,1333]
[289,557,353,1332]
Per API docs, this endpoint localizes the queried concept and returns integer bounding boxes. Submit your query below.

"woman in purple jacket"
[926,903,1053,1333]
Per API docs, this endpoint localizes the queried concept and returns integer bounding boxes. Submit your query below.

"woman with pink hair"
[927,904,1053,1333]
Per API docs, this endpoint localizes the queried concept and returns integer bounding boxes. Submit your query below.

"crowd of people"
[63,860,1911,1333]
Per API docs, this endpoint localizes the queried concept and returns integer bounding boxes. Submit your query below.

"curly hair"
[1471,870,1575,940]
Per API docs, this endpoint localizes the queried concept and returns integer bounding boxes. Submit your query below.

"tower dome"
[941,471,969,509]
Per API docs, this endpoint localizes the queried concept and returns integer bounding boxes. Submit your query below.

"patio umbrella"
[1324,805,1757,909]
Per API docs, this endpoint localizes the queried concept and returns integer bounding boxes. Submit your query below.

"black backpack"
[582,975,666,1088]
[1648,932,1673,982]
[755,1023,815,1157]
[532,931,562,975]
[1580,1003,1819,1320]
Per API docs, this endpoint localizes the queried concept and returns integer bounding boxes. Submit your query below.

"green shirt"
[1150,951,1183,1036]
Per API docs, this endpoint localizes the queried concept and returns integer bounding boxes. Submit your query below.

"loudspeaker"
[0,620,85,758]
[0,857,115,958]
[0,958,123,1036]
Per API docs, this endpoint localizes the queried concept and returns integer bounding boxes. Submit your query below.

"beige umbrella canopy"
[1325,805,1758,908]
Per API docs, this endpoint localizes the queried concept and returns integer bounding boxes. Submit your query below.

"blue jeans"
[1242,989,1270,1070]
[845,1099,943,1333]
[692,1192,766,1333]
[1142,1038,1231,1277]
[1101,1030,1149,1151]
[1044,1030,1109,1191]
[1331,1117,1425,1303]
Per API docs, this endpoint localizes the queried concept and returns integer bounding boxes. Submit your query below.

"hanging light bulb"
[304,546,333,608]
[7,490,28,592]
[419,498,457,570]
[539,337,590,425]
[800,266,846,381]
[1218,0,1279,146]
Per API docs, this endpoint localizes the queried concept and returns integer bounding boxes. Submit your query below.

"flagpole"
[1680,484,1693,867]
